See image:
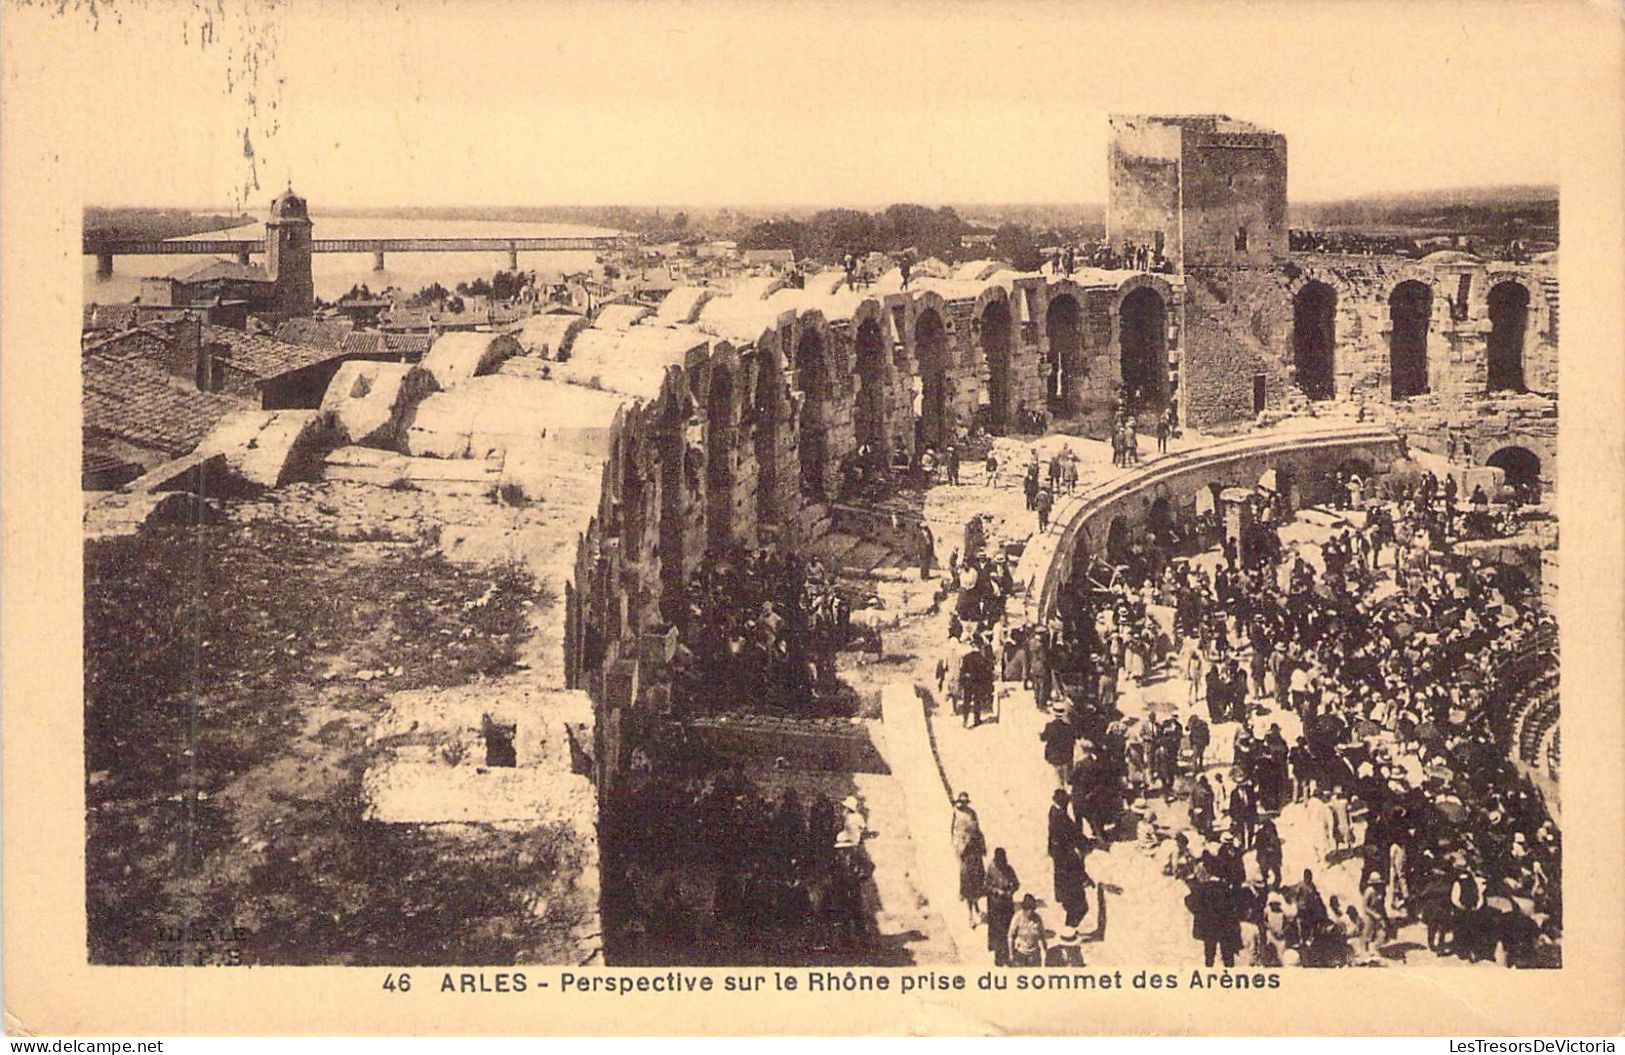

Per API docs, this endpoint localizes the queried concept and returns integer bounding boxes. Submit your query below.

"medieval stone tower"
[1107,114,1288,272]
[265,186,315,318]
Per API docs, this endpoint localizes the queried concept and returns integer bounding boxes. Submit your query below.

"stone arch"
[618,430,646,552]
[1117,284,1170,416]
[1105,515,1132,565]
[1486,445,1542,502]
[1490,562,1535,601]
[978,294,1015,431]
[657,388,695,616]
[1147,495,1173,545]
[1195,482,1222,518]
[875,295,910,371]
[754,342,786,533]
[1044,291,1084,418]
[1388,279,1433,400]
[795,325,833,499]
[1292,280,1338,400]
[913,305,952,451]
[705,357,738,552]
[1487,280,1530,393]
[851,312,890,453]
[1338,456,1375,490]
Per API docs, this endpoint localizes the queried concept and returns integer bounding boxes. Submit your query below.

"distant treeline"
[254,184,1558,256]
[734,203,1093,269]
[84,207,252,242]
[1290,187,1558,238]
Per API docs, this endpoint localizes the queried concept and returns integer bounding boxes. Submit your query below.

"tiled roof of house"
[82,356,248,456]
[378,306,483,331]
[174,257,271,284]
[339,331,434,361]
[385,332,433,359]
[82,319,178,358]
[273,316,356,352]
[204,324,349,379]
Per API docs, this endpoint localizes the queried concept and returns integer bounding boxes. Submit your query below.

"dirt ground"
[83,504,592,966]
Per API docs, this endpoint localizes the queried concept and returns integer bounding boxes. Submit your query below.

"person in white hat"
[837,794,868,848]
[1051,923,1085,966]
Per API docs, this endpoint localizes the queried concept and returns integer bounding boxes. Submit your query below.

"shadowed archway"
[796,329,831,499]
[1487,281,1530,393]
[980,299,1013,431]
[706,364,736,552]
[1292,281,1337,401]
[1487,445,1542,502]
[1120,287,1169,415]
[914,308,951,450]
[1045,293,1083,419]
[1389,280,1433,400]
[853,318,888,452]
[1105,515,1132,565]
[755,345,785,532]
[658,395,695,619]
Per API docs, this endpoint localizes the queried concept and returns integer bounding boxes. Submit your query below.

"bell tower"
[265,185,314,317]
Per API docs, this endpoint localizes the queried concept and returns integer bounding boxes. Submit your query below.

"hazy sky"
[45,0,1580,211]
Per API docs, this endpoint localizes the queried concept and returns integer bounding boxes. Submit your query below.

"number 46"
[382,973,412,992]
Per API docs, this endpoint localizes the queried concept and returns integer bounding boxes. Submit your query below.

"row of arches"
[700,282,1175,549]
[1038,287,1169,419]
[1290,277,1535,402]
[1086,443,1544,571]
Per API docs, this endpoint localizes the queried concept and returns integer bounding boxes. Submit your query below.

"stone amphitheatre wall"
[554,253,1555,790]
[1017,427,1407,623]
[560,267,1195,787]
[1182,254,1557,426]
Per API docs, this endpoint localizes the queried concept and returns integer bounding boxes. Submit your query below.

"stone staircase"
[1540,276,1560,342]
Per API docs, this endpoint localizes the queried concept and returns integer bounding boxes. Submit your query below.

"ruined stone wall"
[1180,266,1289,427]
[1180,254,1559,430]
[1180,130,1289,267]
[1107,119,1182,264]
[1385,393,1558,492]
[1006,280,1048,417]
[565,256,1559,722]
[1107,118,1288,270]
[568,286,1054,715]
[568,268,1466,782]
[1032,280,1180,436]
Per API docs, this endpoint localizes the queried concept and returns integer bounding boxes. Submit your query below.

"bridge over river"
[85,233,630,276]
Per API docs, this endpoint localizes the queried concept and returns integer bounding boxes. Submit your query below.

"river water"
[82,214,618,306]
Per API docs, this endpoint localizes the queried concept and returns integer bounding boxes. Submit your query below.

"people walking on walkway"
[985,848,1020,965]
[951,792,987,927]
[1041,708,1077,786]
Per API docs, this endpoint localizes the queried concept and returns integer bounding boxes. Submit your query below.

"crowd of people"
[840,436,997,502]
[938,459,1560,969]
[1289,230,1546,262]
[632,393,1557,972]
[1037,239,1177,274]
[1288,230,1427,257]
[604,765,881,961]
[667,547,852,716]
